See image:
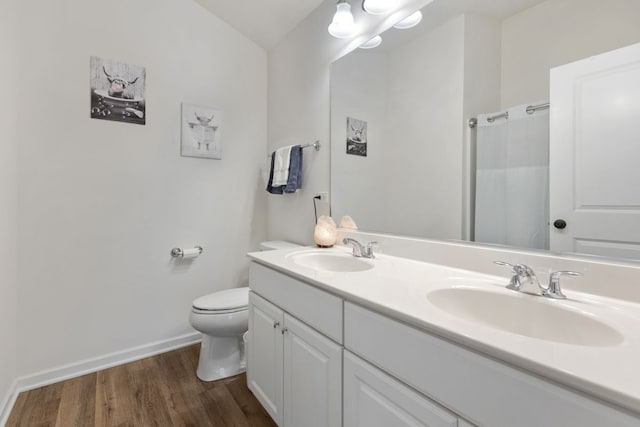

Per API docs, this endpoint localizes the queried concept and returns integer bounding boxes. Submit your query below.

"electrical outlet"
[316,191,329,202]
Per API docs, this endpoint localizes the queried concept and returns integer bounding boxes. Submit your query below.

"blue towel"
[266,152,284,194]
[284,145,303,193]
[266,145,303,195]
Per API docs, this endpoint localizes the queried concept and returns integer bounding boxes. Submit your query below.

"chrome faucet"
[544,271,582,299]
[494,261,545,296]
[495,261,582,299]
[343,238,377,259]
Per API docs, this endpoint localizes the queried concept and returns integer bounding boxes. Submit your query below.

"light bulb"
[359,35,382,49]
[363,0,393,15]
[393,11,423,29]
[328,1,357,39]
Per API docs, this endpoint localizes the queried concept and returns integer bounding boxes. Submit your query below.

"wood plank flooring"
[6,344,276,427]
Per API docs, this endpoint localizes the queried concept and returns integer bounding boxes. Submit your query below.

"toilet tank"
[259,240,301,251]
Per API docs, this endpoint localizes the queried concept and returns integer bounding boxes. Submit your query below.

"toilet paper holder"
[170,246,204,258]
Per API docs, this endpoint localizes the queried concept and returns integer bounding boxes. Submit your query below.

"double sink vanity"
[246,233,640,427]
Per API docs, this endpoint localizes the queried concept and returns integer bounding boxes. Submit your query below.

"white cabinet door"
[344,351,457,427]
[283,314,342,427]
[248,292,284,426]
[550,42,640,259]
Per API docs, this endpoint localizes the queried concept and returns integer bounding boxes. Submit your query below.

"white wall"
[501,0,640,108]
[462,14,502,240]
[330,13,501,241]
[330,52,389,231]
[267,0,431,244]
[0,0,19,411]
[384,16,466,239]
[15,0,267,376]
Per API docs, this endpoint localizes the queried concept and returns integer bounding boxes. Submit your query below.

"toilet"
[189,240,301,381]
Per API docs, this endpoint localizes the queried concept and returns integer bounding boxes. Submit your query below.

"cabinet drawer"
[250,262,343,343]
[344,302,638,427]
[344,350,457,427]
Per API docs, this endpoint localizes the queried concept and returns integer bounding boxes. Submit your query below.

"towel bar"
[268,141,320,157]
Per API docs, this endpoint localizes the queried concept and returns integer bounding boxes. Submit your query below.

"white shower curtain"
[474,102,549,250]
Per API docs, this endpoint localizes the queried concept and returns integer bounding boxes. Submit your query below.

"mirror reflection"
[330,0,640,260]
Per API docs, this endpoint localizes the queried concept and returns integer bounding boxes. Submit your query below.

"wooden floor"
[6,344,276,427]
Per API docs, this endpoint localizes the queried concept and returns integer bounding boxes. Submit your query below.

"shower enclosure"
[473,102,550,250]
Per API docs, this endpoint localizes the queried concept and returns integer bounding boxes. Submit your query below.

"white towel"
[272,145,293,186]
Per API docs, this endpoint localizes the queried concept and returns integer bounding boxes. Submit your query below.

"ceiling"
[193,0,548,51]
[194,0,326,50]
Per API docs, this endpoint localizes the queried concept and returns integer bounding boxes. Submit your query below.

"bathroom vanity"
[247,237,640,427]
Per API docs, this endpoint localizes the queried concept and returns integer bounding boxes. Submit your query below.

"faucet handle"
[494,261,538,292]
[494,261,521,290]
[544,271,582,299]
[494,261,535,276]
[364,241,379,258]
[494,260,517,270]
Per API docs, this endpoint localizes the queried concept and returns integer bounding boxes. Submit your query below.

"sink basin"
[427,287,623,347]
[288,251,374,272]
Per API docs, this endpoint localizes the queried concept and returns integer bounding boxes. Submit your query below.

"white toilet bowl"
[189,241,301,382]
[189,287,249,381]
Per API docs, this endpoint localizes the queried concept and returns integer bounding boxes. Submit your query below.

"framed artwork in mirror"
[346,117,367,157]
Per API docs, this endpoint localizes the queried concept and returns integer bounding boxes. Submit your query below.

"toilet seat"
[191,306,247,315]
[192,287,249,313]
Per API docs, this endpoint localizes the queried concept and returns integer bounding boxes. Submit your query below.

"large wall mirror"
[330,0,640,261]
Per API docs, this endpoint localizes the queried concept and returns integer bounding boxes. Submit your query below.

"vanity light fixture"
[393,11,423,29]
[359,35,382,49]
[328,0,357,39]
[362,0,394,15]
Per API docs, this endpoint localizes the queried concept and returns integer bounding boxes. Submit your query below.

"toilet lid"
[192,287,250,311]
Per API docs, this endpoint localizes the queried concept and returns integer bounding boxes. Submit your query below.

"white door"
[248,292,284,426]
[550,42,640,259]
[343,351,458,427]
[283,313,342,427]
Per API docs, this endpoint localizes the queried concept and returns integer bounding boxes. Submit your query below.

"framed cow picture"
[180,103,223,160]
[90,56,146,125]
[346,116,367,157]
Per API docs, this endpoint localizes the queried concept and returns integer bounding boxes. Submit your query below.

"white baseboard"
[0,332,201,426]
[0,379,18,427]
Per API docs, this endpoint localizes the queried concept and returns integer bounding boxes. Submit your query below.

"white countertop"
[248,246,640,415]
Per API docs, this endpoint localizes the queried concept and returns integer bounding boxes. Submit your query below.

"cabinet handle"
[273,321,280,329]
[281,327,288,335]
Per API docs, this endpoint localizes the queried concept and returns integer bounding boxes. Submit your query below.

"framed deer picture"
[90,56,146,125]
[181,103,223,160]
[346,117,367,157]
